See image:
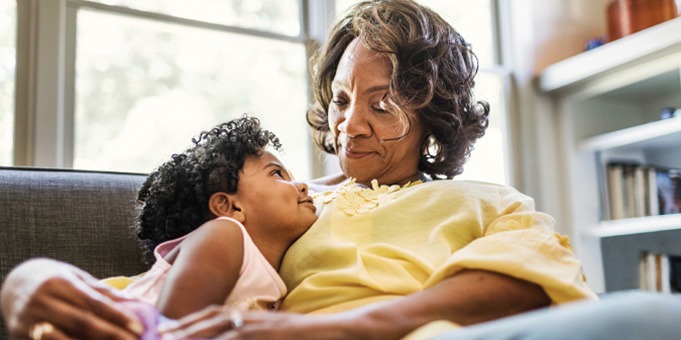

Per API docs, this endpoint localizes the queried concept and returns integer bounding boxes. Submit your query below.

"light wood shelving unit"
[539,17,681,293]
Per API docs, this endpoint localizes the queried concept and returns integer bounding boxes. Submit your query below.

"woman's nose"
[338,104,372,138]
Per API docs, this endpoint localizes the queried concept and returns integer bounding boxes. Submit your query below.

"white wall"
[503,0,611,291]
[504,0,610,233]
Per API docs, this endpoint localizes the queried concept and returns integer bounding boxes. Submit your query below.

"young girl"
[121,116,317,322]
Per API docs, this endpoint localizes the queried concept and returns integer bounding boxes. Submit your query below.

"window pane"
[0,0,16,166]
[335,0,495,67]
[90,0,301,36]
[74,9,310,178]
[456,72,508,185]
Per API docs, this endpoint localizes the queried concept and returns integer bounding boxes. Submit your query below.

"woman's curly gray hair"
[307,0,489,179]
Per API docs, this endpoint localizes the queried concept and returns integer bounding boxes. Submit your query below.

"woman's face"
[328,39,425,186]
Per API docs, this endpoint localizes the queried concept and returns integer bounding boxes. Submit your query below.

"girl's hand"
[1,258,143,340]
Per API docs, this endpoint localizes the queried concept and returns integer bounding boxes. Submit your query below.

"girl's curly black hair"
[307,0,490,180]
[135,115,281,265]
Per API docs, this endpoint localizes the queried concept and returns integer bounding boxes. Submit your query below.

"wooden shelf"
[586,214,681,238]
[539,17,681,93]
[579,116,681,152]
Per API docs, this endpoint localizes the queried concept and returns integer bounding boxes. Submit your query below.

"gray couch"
[0,167,149,338]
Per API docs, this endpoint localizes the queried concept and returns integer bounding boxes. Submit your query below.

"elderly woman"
[2,0,596,339]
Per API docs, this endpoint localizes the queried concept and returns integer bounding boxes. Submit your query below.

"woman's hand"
[159,270,549,340]
[1,258,143,340]
[159,305,359,340]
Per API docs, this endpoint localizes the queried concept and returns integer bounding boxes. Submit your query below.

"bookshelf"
[538,17,681,293]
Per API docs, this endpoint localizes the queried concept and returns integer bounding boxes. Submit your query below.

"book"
[657,168,681,215]
[607,163,625,220]
[670,255,681,293]
[661,254,671,294]
[647,167,659,216]
[623,164,637,218]
[634,166,646,217]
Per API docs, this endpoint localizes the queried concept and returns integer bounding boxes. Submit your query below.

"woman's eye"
[373,102,390,113]
[272,170,283,178]
[331,97,347,106]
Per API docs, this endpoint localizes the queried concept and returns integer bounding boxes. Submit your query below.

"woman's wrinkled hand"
[1,258,143,340]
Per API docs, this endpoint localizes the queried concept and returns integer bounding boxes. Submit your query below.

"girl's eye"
[272,169,283,178]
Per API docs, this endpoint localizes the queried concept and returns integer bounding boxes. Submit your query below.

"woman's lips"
[343,148,371,159]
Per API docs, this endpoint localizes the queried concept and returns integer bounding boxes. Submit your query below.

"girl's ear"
[208,192,245,223]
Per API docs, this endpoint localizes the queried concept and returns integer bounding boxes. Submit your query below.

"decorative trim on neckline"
[313,178,422,215]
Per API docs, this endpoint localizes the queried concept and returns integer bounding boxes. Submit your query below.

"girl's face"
[328,39,425,186]
[234,150,317,243]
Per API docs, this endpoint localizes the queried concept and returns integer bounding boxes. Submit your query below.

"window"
[73,6,308,175]
[73,1,309,177]
[14,0,311,178]
[335,0,510,185]
[0,0,16,166]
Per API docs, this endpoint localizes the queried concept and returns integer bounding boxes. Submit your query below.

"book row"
[605,163,681,220]
[639,252,681,294]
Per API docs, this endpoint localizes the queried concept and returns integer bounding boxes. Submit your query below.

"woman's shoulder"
[421,178,510,190]
[416,178,527,200]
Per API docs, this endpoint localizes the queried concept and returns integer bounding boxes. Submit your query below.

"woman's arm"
[160,269,549,339]
[0,258,143,340]
[156,219,244,319]
[341,269,550,338]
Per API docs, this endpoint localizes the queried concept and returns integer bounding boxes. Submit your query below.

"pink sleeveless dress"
[124,216,286,311]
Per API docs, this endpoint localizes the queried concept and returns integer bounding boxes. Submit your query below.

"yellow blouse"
[279,179,596,314]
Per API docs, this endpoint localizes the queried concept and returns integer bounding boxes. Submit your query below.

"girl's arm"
[156,219,244,319]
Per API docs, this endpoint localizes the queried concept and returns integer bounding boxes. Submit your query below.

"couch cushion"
[0,167,148,286]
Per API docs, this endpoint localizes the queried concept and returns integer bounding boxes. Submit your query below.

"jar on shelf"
[607,0,679,41]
